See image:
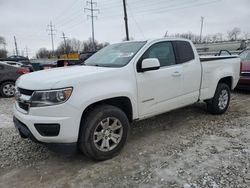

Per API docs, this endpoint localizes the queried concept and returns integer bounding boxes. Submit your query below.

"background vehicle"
[0,56,34,72]
[0,55,29,62]
[13,39,240,160]
[57,59,83,67]
[80,52,96,62]
[1,61,23,67]
[237,49,250,89]
[0,62,29,97]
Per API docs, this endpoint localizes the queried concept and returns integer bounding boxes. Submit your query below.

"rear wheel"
[0,81,15,98]
[79,105,130,160]
[206,83,231,115]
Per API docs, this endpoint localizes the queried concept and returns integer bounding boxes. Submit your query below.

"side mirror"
[139,58,160,72]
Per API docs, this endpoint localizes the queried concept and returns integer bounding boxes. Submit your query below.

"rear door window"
[174,41,195,63]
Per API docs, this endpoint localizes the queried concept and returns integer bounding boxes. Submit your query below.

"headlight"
[30,88,73,107]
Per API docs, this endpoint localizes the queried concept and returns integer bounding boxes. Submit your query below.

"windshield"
[239,50,250,61]
[84,41,146,67]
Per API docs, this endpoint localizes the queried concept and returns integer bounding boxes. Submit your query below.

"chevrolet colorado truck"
[13,38,240,160]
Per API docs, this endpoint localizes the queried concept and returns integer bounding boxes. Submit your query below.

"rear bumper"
[13,116,77,155]
[236,77,250,89]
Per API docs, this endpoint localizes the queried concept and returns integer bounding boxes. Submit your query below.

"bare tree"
[216,33,223,41]
[55,38,109,56]
[227,27,241,41]
[0,36,6,46]
[211,33,223,42]
[79,38,109,53]
[0,49,7,58]
[36,48,52,59]
[0,36,7,58]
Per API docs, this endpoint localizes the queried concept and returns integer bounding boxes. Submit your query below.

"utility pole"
[47,21,56,54]
[123,0,129,41]
[14,36,18,56]
[199,16,204,43]
[61,32,68,58]
[84,0,99,51]
[25,46,29,58]
[164,31,168,38]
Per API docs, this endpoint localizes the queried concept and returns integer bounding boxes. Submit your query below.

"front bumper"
[14,101,81,143]
[13,116,77,154]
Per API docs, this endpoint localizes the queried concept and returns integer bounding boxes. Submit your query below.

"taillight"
[16,68,30,75]
[240,62,243,75]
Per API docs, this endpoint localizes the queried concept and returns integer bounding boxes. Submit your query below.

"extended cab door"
[173,41,201,105]
[136,41,183,117]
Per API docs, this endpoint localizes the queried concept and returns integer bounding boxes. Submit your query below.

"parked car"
[237,49,250,89]
[80,52,96,62]
[13,39,240,160]
[57,59,83,67]
[18,60,34,72]
[39,61,57,70]
[0,62,29,97]
[0,56,34,72]
[1,61,23,67]
[0,55,29,62]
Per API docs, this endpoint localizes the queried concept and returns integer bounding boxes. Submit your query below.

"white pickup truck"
[13,38,240,160]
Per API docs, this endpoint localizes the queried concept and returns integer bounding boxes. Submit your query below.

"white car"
[2,61,23,67]
[13,38,240,160]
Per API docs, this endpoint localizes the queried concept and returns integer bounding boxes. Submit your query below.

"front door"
[136,41,183,117]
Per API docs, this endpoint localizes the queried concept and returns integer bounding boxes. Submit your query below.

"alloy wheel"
[93,117,123,152]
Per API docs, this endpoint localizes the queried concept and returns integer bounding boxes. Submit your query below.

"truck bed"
[199,55,240,101]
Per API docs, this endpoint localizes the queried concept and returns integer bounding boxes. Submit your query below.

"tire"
[206,83,231,115]
[79,105,130,160]
[0,81,15,98]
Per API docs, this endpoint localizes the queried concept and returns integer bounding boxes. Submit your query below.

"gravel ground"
[0,91,250,188]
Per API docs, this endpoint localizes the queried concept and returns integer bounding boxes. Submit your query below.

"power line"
[127,3,146,39]
[53,0,81,24]
[128,0,217,15]
[84,0,100,51]
[46,21,56,54]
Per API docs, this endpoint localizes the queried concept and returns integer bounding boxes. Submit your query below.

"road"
[0,91,250,188]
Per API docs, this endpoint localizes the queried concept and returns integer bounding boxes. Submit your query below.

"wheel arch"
[0,79,16,86]
[80,96,134,124]
[218,76,233,90]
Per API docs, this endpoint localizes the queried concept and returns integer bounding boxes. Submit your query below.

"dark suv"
[0,62,29,97]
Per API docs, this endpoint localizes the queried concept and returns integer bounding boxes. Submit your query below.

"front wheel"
[0,81,15,98]
[206,83,231,115]
[79,105,130,160]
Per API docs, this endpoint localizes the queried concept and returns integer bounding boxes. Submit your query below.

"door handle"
[172,71,181,77]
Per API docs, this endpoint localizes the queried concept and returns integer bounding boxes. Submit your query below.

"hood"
[16,65,113,90]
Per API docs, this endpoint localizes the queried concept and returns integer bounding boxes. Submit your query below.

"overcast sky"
[0,0,250,57]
